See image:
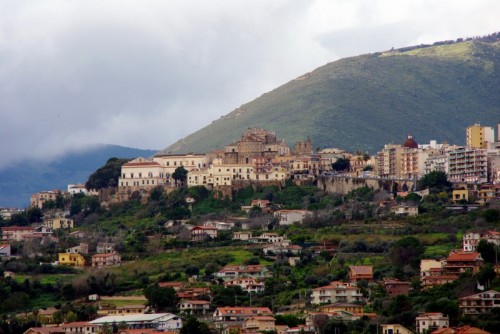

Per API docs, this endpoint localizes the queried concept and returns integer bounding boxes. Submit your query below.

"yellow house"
[44,217,74,230]
[58,253,86,267]
[452,189,469,203]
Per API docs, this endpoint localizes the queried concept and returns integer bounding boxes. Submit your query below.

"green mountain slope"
[161,36,500,155]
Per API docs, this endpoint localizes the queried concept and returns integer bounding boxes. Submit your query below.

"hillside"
[0,145,156,208]
[160,35,500,155]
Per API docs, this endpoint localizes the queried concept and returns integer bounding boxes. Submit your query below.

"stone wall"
[318,176,416,195]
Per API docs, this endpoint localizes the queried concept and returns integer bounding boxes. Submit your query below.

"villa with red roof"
[442,251,484,275]
[213,307,272,322]
[215,265,269,280]
[91,252,121,268]
[61,321,100,334]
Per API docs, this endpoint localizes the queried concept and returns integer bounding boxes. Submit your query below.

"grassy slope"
[162,40,500,155]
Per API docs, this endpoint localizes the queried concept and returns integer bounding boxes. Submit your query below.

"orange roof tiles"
[446,252,482,262]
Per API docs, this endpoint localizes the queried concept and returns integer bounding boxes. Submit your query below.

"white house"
[310,281,364,305]
[415,312,449,334]
[463,230,500,252]
[274,210,312,225]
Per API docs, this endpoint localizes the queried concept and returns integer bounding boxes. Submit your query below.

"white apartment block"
[310,281,363,305]
[463,231,500,252]
[447,147,487,183]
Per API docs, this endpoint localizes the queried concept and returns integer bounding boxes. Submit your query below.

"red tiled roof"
[217,307,272,315]
[446,252,482,262]
[25,327,65,334]
[349,265,373,275]
[2,226,34,231]
[61,321,98,328]
[123,161,160,167]
[158,282,185,287]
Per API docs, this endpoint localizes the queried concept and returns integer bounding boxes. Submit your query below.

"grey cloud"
[0,0,499,170]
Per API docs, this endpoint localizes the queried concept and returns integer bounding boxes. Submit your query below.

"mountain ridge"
[160,34,500,155]
[0,144,156,208]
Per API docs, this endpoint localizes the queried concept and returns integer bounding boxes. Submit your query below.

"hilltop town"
[1,124,500,334]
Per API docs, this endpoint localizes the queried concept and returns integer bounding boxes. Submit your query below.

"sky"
[1,0,499,170]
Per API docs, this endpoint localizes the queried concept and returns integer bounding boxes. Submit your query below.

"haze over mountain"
[0,145,156,208]
[161,34,500,155]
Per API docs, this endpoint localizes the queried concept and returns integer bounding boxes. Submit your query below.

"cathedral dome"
[403,134,418,148]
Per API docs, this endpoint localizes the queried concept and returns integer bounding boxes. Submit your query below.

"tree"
[185,265,199,277]
[476,240,497,264]
[85,157,130,190]
[27,207,43,223]
[180,317,211,334]
[143,285,178,312]
[418,171,451,192]
[172,166,188,186]
[390,236,424,270]
[331,158,350,172]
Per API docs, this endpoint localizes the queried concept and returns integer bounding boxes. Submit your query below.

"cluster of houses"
[421,231,500,290]
[22,257,498,334]
[109,124,500,203]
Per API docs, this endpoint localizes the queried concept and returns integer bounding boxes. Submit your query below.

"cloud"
[0,0,499,170]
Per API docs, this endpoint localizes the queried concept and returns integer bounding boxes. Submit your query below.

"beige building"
[381,324,414,334]
[44,217,74,230]
[223,128,290,165]
[30,190,61,209]
[1,226,35,241]
[153,153,211,175]
[91,252,121,268]
[466,124,495,149]
[377,144,402,178]
[188,159,287,187]
[243,316,276,333]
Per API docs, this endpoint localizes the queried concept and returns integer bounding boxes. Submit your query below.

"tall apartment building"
[447,147,487,183]
[376,144,401,178]
[466,124,495,149]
